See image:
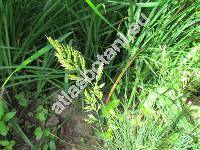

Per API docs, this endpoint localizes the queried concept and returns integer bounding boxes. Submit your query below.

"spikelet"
[48,37,86,80]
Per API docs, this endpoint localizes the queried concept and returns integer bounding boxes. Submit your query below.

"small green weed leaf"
[3,112,16,122]
[49,140,56,150]
[0,101,5,119]
[101,105,108,117]
[108,100,120,109]
[36,112,46,122]
[36,106,48,122]
[43,144,48,150]
[102,129,112,140]
[0,140,9,146]
[0,121,8,136]
[43,128,51,137]
[15,94,28,107]
[34,127,43,140]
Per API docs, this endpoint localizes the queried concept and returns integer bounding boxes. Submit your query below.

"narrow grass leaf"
[85,0,117,31]
[1,32,72,87]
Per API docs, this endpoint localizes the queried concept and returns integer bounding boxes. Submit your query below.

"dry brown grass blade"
[105,49,144,104]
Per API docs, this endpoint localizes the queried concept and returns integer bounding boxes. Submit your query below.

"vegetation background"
[0,0,199,149]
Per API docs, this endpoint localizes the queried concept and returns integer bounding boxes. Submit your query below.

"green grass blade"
[1,32,72,88]
[136,2,161,7]
[85,0,117,31]
[12,121,35,149]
